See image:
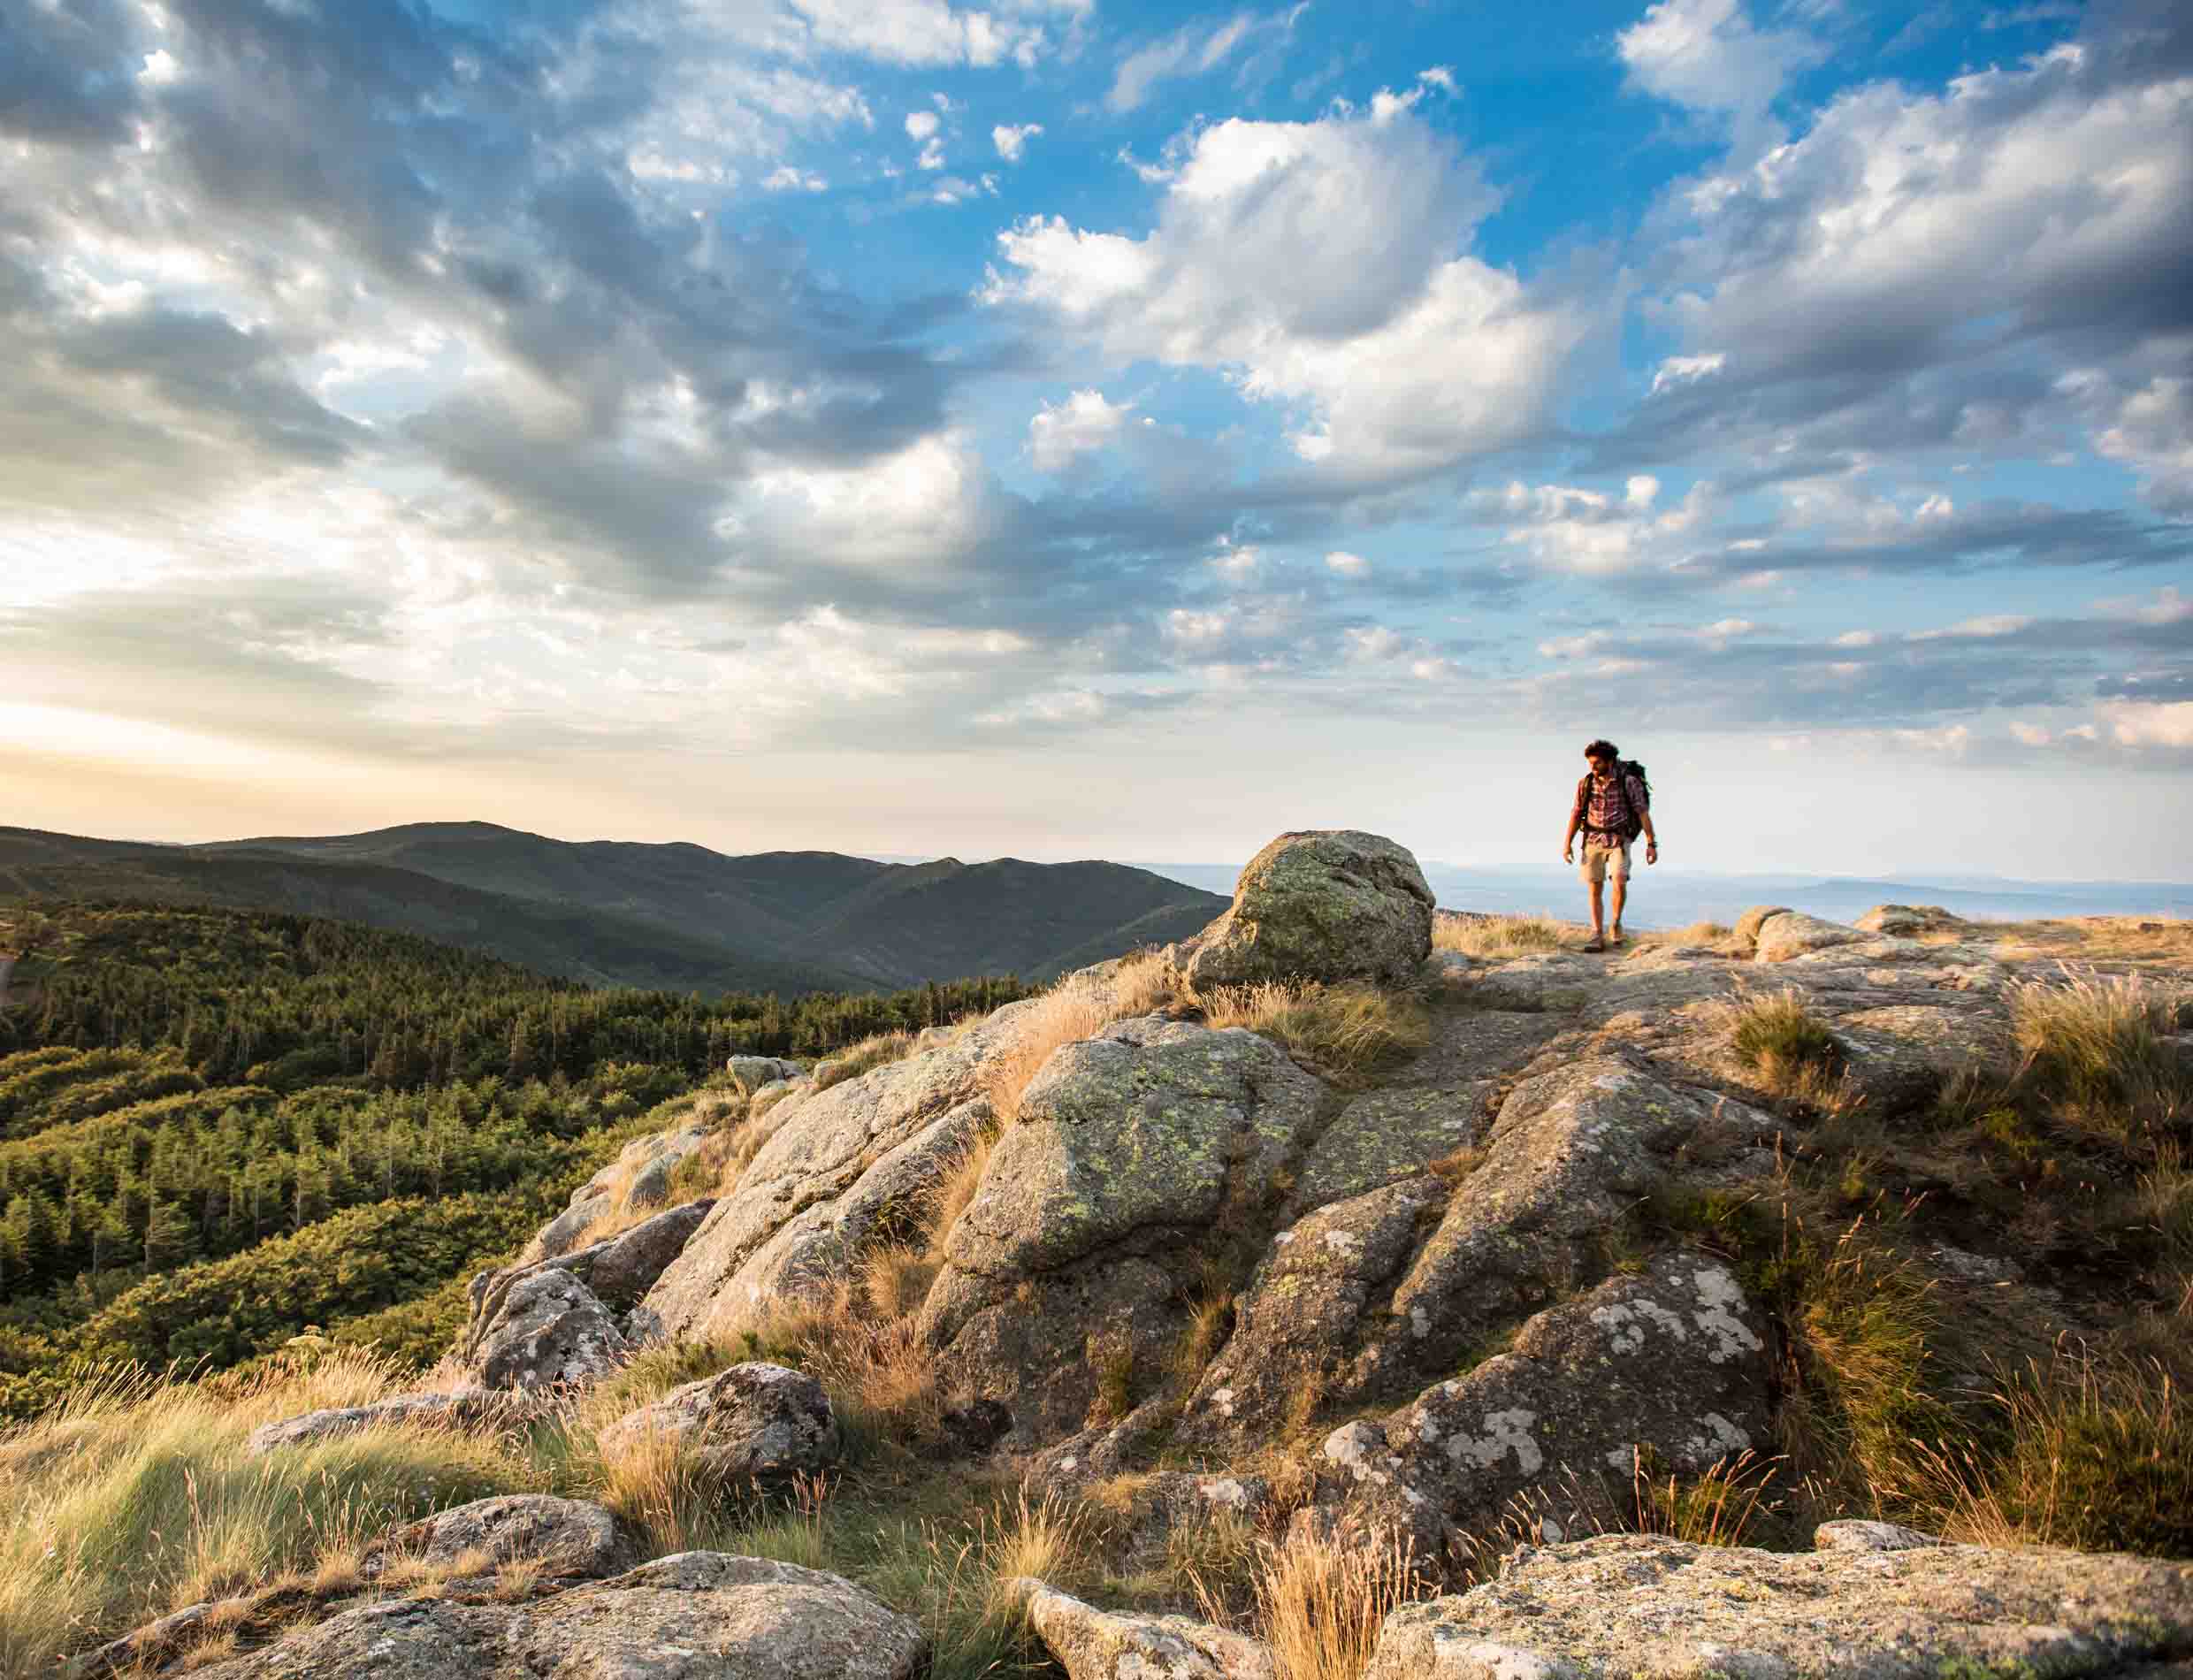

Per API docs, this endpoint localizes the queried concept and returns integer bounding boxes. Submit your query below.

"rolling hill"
[0,823,1226,995]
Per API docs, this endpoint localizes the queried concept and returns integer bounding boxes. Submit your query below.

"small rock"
[595,1362,838,1482]
[362,1495,636,1582]
[939,1398,1012,1456]
[245,1392,534,1458]
[1012,1578,1278,1680]
[727,1055,802,1096]
[1753,911,1866,962]
[1812,1518,1943,1553]
[1731,905,1792,949]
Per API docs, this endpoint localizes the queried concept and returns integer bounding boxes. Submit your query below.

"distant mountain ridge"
[0,823,1228,997]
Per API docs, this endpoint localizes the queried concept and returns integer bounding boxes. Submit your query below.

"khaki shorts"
[1579,841,1631,884]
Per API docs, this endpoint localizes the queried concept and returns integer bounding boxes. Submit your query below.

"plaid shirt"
[1575,771,1647,847]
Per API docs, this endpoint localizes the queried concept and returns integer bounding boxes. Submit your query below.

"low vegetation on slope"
[0,902,1027,1416]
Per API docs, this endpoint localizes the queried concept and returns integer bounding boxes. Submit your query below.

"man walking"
[1562,739,1656,952]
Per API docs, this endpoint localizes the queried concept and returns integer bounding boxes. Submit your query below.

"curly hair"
[1583,738,1619,761]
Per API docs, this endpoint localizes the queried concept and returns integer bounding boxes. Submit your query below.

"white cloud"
[993,122,1044,162]
[905,110,941,141]
[775,0,1089,69]
[762,165,829,192]
[2104,700,2193,750]
[2089,375,2193,515]
[1650,352,1725,394]
[985,105,1585,478]
[1325,550,1369,577]
[1617,0,1824,156]
[1028,388,1133,472]
[1108,12,1257,112]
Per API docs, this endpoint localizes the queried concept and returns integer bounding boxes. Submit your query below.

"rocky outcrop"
[188,1552,928,1680]
[595,1363,839,1483]
[457,1268,631,1391]
[360,1495,637,1583]
[1361,1532,2193,1680]
[921,1013,1330,1444]
[638,1001,1048,1341]
[1322,1254,1773,1551]
[1181,1060,1754,1447]
[517,1121,714,1264]
[244,1391,536,1458]
[1011,1579,1277,1680]
[1167,830,1435,989]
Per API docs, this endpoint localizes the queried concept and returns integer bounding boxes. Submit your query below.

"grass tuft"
[814,1032,917,1093]
[1197,981,1431,1088]
[1433,913,1566,958]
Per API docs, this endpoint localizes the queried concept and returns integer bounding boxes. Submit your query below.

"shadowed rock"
[244,1391,539,1458]
[461,1268,630,1391]
[595,1363,839,1483]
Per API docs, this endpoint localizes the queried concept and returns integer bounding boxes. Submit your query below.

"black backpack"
[1577,760,1652,841]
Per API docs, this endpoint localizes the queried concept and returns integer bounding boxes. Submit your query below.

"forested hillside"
[0,902,1026,1416]
[0,823,1227,994]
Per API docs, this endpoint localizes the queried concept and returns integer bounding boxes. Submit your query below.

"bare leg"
[1610,875,1628,938]
[1587,878,1605,939]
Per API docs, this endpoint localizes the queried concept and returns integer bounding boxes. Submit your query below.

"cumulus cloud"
[1028,389,1134,473]
[985,103,1588,479]
[993,121,1043,161]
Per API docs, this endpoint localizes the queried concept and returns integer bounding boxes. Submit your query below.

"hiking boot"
[1583,935,1608,953]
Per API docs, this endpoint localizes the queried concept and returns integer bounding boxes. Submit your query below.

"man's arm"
[1631,775,1658,859]
[1562,788,1584,860]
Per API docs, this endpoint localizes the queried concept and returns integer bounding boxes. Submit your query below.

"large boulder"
[188,1552,928,1680]
[1361,1531,2193,1680]
[360,1495,637,1584]
[458,1268,631,1392]
[1167,830,1434,989]
[920,1014,1329,1444]
[1012,1578,1277,1680]
[596,1363,840,1483]
[1321,1254,1772,1551]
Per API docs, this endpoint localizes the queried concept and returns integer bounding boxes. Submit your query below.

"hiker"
[1562,739,1656,952]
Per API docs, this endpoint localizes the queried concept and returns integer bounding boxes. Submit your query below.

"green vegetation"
[0,901,1028,1415]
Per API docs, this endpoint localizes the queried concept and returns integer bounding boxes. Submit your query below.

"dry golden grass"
[0,1349,547,1679]
[1210,1524,1424,1680]
[1109,950,1184,1019]
[1911,1350,2191,1556]
[1627,1447,1780,1547]
[1640,920,1738,951]
[2008,968,2188,1142]
[1982,916,2193,970]
[927,1130,998,1252]
[1433,913,1568,958]
[1198,981,1431,1088]
[984,971,1116,1126]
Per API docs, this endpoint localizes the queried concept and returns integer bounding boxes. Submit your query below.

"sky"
[2,0,2189,881]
